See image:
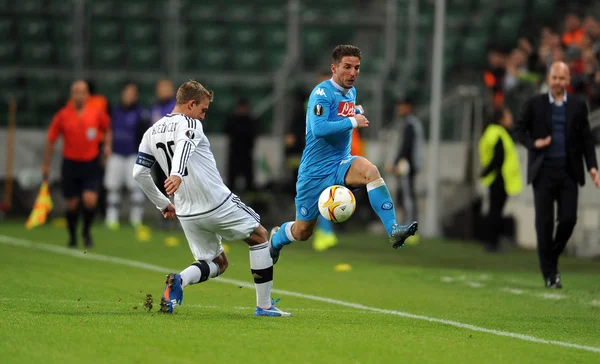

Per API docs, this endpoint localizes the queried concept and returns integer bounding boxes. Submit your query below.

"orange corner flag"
[25,182,54,230]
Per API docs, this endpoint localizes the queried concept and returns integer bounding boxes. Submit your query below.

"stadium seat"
[469,11,494,36]
[55,43,75,68]
[21,42,54,66]
[232,49,264,72]
[90,20,121,44]
[302,27,329,65]
[95,76,124,103]
[127,46,161,70]
[52,19,73,43]
[230,26,260,49]
[48,0,72,16]
[495,14,523,47]
[185,1,219,20]
[229,3,254,21]
[0,18,13,37]
[260,3,286,23]
[264,25,287,50]
[27,75,61,116]
[91,44,124,68]
[460,35,488,67]
[0,42,16,65]
[18,19,50,41]
[201,48,230,71]
[191,25,227,47]
[266,49,286,69]
[124,22,157,46]
[89,0,120,18]
[14,0,44,14]
[532,0,556,22]
[122,0,160,19]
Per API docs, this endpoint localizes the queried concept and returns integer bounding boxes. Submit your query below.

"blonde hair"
[175,80,214,105]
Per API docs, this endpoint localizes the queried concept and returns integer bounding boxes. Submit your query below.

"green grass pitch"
[0,220,599,363]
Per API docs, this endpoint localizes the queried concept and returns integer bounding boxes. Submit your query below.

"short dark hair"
[332,45,361,64]
[396,96,415,106]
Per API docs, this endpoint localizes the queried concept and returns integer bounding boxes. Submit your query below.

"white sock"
[249,241,273,309]
[106,190,120,223]
[129,188,145,225]
[180,260,219,288]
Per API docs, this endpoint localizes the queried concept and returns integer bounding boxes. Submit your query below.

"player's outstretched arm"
[133,134,171,212]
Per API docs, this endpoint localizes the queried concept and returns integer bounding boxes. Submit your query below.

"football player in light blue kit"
[270,45,418,263]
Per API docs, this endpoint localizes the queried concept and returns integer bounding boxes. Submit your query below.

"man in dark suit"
[514,61,600,289]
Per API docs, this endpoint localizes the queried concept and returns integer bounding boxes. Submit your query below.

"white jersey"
[133,113,231,218]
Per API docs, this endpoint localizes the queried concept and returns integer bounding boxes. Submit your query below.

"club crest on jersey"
[337,102,355,117]
[313,104,324,116]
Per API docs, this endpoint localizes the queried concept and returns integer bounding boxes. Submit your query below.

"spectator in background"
[478,107,522,253]
[484,49,507,108]
[104,82,148,230]
[147,79,176,229]
[562,13,585,48]
[149,79,176,124]
[386,97,424,227]
[41,80,111,248]
[284,90,308,194]
[513,62,600,288]
[224,98,258,194]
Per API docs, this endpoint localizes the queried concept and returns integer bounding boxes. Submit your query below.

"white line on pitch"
[1,234,599,354]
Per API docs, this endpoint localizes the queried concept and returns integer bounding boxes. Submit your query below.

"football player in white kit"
[133,81,291,316]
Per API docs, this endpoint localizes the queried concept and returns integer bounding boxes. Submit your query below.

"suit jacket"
[513,93,597,186]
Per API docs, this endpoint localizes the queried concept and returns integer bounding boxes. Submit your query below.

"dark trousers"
[397,174,417,224]
[228,154,254,193]
[486,177,508,249]
[532,165,578,278]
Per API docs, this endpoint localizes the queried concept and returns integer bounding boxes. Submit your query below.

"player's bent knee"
[246,225,268,246]
[364,163,381,182]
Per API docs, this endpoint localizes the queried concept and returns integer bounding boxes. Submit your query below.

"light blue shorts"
[295,156,358,221]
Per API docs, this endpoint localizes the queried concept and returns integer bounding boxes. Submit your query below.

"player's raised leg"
[345,157,418,248]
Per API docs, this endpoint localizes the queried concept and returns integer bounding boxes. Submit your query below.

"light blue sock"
[271,221,297,250]
[367,178,397,236]
[316,216,335,234]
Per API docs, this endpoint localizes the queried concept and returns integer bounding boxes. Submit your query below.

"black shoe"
[389,221,419,249]
[545,274,562,289]
[68,240,77,249]
[83,235,94,249]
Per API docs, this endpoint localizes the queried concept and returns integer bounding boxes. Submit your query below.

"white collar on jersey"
[328,78,351,95]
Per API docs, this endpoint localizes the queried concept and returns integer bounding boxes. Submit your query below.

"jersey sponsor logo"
[313,104,324,116]
[314,88,326,97]
[337,102,355,117]
[381,201,393,210]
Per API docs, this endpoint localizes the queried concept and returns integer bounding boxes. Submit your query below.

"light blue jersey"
[298,79,360,177]
[294,79,361,220]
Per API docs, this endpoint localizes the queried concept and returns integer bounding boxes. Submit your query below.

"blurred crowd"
[484,12,600,114]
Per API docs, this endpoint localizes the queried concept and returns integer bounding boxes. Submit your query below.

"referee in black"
[514,61,600,289]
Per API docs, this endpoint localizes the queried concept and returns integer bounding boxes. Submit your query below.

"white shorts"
[104,154,138,190]
[179,194,260,261]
